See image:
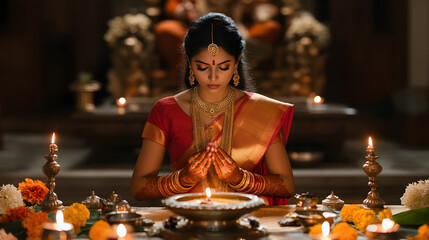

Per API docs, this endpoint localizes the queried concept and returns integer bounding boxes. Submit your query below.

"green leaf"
[78,210,102,236]
[393,207,429,226]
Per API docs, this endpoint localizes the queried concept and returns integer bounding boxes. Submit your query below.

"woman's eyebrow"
[195,60,232,65]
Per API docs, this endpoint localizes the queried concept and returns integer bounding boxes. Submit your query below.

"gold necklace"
[192,86,235,118]
[191,86,235,193]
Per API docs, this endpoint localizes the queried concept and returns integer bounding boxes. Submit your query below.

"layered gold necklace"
[191,86,235,155]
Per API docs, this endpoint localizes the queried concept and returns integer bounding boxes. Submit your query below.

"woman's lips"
[208,85,220,89]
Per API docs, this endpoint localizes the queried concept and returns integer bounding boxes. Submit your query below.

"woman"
[131,13,294,205]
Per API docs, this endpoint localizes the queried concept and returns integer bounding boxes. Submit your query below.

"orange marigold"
[340,205,364,222]
[89,220,112,240]
[352,209,379,233]
[377,208,392,221]
[332,222,358,240]
[308,223,323,235]
[21,210,50,240]
[18,178,48,205]
[406,224,429,240]
[0,206,31,222]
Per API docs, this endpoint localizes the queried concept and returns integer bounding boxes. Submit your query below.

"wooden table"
[75,205,409,240]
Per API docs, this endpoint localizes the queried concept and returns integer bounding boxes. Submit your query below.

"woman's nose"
[208,68,217,81]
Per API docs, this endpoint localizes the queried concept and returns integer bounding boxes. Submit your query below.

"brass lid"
[322,191,344,210]
[82,191,104,210]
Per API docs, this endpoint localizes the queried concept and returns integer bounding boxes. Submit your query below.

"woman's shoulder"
[247,92,294,109]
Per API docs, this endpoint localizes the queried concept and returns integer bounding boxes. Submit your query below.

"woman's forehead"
[192,47,234,63]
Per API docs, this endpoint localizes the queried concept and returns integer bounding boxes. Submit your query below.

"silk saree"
[142,91,294,205]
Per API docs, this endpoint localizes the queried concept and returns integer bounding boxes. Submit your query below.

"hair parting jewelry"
[208,23,219,58]
[158,169,194,197]
[233,68,240,86]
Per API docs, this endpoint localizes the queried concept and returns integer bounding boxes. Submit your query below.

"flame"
[322,221,330,236]
[382,219,394,231]
[368,137,373,147]
[205,188,212,200]
[51,132,55,144]
[313,96,322,104]
[56,210,64,225]
[117,97,127,106]
[117,224,127,238]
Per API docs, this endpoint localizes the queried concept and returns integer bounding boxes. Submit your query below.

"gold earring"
[189,67,195,86]
[233,68,240,86]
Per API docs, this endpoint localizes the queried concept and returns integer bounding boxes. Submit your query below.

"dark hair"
[182,13,254,91]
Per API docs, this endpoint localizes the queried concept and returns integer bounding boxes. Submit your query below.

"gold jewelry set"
[188,23,240,87]
[191,85,235,154]
[159,22,265,197]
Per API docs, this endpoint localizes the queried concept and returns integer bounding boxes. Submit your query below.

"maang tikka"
[207,23,219,65]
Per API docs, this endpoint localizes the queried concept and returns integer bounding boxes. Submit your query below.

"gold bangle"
[229,169,247,189]
[173,169,193,192]
[158,174,172,197]
[236,171,254,192]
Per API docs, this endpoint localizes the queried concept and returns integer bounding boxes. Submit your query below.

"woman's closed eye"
[219,65,230,71]
[197,65,208,71]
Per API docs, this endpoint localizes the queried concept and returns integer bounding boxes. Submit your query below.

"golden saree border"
[141,122,167,146]
[232,93,292,171]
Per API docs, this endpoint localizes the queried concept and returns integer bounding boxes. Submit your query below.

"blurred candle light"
[313,95,324,104]
[116,97,127,107]
[321,221,330,240]
[117,224,126,240]
[116,97,127,115]
[51,132,56,144]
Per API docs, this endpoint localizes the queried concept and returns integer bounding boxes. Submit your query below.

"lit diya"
[161,189,266,240]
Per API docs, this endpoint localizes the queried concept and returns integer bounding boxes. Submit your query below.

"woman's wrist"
[178,168,196,187]
[230,168,245,186]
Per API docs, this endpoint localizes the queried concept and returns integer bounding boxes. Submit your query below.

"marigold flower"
[308,223,323,235]
[377,208,392,221]
[352,209,379,233]
[89,220,112,240]
[21,210,50,240]
[63,203,90,234]
[332,222,358,240]
[406,224,429,240]
[18,178,49,205]
[0,206,31,222]
[340,205,364,222]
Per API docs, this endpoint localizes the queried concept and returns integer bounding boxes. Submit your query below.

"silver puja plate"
[161,192,267,240]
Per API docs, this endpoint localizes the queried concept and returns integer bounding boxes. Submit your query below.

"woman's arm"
[262,141,295,197]
[131,139,214,200]
[131,139,166,200]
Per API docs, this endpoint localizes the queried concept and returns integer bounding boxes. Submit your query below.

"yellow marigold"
[352,209,379,233]
[18,178,48,205]
[0,206,31,222]
[377,208,392,221]
[89,220,112,240]
[332,222,358,240]
[22,210,50,240]
[308,223,323,235]
[340,205,364,222]
[63,203,90,234]
[406,224,429,240]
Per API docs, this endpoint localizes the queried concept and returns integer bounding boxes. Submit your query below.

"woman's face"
[190,47,238,95]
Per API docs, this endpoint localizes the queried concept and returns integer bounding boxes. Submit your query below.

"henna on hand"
[212,147,243,184]
[179,149,212,186]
